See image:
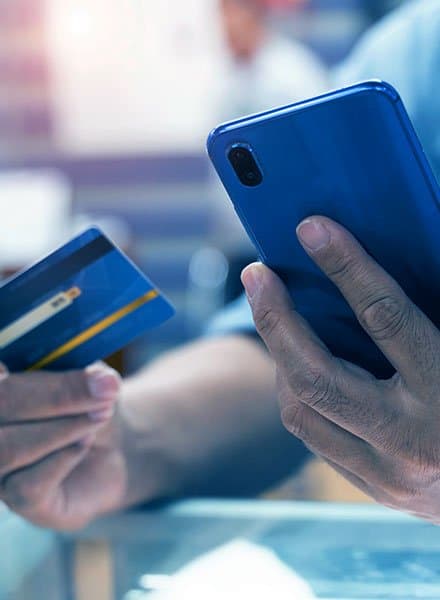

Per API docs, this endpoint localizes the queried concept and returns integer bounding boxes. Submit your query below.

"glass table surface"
[2,500,440,600]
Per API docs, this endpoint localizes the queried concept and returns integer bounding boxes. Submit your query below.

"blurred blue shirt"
[208,0,440,349]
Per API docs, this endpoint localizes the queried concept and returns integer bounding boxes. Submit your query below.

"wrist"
[116,383,182,508]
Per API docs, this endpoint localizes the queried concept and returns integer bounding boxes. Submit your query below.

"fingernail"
[241,264,263,300]
[89,406,115,423]
[87,368,120,402]
[297,219,331,251]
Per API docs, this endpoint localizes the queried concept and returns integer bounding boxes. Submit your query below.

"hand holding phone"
[208,81,440,374]
[242,215,440,524]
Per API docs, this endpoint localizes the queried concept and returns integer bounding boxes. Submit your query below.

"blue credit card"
[0,228,175,372]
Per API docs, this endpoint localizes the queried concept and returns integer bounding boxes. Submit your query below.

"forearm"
[118,335,308,507]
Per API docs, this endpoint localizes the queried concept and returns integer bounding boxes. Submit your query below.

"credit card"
[0,228,175,371]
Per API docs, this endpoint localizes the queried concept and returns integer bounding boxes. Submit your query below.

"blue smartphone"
[207,81,440,375]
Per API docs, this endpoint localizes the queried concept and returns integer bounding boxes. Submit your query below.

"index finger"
[242,262,332,376]
[241,263,399,448]
[0,365,120,423]
[296,216,440,393]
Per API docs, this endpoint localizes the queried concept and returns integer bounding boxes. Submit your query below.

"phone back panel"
[208,82,440,374]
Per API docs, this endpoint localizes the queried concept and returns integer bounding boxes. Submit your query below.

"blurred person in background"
[218,0,328,119]
[1,0,440,531]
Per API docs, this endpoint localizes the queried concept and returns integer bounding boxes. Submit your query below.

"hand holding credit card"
[0,228,175,372]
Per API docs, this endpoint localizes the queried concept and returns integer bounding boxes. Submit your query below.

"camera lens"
[228,146,262,187]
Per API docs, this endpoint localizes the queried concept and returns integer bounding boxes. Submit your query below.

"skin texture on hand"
[0,335,301,531]
[243,216,440,523]
[0,364,127,530]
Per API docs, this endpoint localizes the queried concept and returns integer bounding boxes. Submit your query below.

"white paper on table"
[147,539,317,600]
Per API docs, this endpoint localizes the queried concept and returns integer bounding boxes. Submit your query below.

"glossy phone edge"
[392,98,440,207]
[206,80,399,157]
[207,79,440,210]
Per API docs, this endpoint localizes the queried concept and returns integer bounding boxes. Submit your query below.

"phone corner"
[206,126,221,159]
[361,79,401,103]
[206,121,232,160]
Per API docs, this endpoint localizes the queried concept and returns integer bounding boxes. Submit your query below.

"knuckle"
[253,303,283,339]
[359,294,410,341]
[297,367,336,411]
[367,410,403,453]
[277,370,297,406]
[325,251,361,282]
[281,403,306,438]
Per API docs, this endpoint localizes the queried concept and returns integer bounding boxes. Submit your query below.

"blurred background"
[0,0,408,501]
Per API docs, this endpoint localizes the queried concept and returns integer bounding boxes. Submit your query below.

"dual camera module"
[228,145,263,187]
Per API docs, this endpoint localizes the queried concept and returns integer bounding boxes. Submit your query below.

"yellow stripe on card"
[28,289,159,371]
